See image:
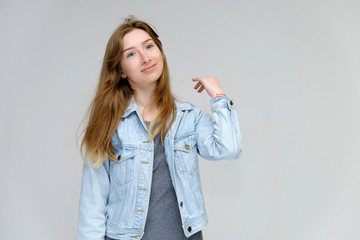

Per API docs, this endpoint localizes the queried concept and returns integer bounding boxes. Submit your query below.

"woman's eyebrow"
[122,39,153,53]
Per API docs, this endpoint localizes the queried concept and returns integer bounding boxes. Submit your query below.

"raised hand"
[192,76,226,98]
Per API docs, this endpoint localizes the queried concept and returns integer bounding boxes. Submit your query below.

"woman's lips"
[141,64,156,72]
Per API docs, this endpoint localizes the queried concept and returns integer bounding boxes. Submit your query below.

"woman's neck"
[132,85,159,122]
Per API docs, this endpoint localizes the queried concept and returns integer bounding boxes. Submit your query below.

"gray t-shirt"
[141,130,203,240]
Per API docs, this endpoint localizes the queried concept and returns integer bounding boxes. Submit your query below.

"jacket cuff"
[210,96,234,111]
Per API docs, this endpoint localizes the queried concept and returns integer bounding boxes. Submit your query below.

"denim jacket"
[78,96,242,240]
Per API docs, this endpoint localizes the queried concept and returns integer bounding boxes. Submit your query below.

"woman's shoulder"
[174,100,208,122]
[174,99,199,112]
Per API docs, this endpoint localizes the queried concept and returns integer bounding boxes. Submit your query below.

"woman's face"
[120,29,164,90]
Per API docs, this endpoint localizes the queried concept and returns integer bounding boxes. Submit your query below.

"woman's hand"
[192,76,226,98]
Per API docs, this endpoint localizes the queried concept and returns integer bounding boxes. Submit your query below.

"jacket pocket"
[174,132,198,175]
[110,147,135,187]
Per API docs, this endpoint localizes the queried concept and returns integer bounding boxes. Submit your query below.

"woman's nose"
[140,51,150,64]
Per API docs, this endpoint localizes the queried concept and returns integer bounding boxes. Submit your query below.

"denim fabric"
[105,231,203,240]
[78,96,242,240]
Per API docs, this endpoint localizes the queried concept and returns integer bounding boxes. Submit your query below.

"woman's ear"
[121,72,127,78]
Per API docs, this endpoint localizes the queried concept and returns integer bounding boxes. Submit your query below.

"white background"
[1,0,359,239]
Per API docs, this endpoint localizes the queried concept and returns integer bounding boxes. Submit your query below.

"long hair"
[81,16,175,168]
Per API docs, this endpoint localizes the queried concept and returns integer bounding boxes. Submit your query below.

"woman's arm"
[78,158,110,240]
[192,77,242,160]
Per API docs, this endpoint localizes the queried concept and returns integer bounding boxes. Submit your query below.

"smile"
[141,64,156,72]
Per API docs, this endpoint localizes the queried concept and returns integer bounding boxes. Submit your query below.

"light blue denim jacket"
[78,96,242,240]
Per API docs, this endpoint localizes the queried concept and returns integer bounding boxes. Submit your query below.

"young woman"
[78,16,242,240]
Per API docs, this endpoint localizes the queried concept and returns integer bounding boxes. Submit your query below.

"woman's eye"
[127,52,134,57]
[146,44,153,49]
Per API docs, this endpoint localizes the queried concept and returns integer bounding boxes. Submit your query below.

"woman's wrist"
[213,93,226,98]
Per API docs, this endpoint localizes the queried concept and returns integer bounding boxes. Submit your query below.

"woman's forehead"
[122,29,152,49]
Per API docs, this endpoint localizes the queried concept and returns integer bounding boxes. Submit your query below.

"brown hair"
[80,16,175,168]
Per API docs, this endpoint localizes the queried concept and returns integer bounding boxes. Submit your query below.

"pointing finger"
[192,77,203,82]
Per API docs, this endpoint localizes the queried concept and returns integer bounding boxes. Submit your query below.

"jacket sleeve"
[78,158,110,240]
[195,96,242,160]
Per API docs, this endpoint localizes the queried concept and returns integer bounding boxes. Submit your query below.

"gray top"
[141,124,203,240]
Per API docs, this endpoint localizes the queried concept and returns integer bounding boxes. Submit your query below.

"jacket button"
[187,226,192,232]
[117,154,121,160]
[184,142,190,150]
[180,201,183,207]
[230,100,233,106]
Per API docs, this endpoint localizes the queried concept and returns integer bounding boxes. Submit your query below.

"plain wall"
[1,0,359,239]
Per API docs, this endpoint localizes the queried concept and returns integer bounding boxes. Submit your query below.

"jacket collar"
[122,96,193,119]
[122,97,138,118]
